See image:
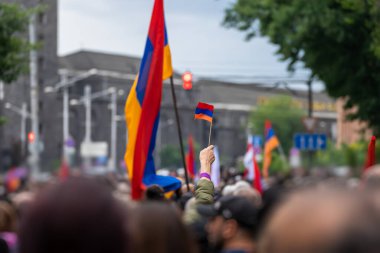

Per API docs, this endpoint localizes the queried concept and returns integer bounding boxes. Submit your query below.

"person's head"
[363,165,380,190]
[233,186,262,207]
[129,202,196,253]
[0,238,9,253]
[198,195,258,251]
[144,184,165,201]
[258,187,380,253]
[19,177,129,253]
[0,201,16,232]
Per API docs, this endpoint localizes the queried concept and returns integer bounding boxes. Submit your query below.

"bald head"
[258,187,380,253]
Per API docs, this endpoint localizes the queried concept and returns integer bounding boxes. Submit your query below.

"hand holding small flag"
[199,145,215,180]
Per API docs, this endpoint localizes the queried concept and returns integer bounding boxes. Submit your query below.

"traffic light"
[28,132,35,143]
[182,71,193,90]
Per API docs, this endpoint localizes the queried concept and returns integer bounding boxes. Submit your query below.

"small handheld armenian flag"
[194,102,214,146]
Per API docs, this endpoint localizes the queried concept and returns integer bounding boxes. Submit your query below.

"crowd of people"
[0,145,380,253]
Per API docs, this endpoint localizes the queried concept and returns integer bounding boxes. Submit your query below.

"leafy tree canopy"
[224,0,380,132]
[0,3,32,83]
[249,95,305,153]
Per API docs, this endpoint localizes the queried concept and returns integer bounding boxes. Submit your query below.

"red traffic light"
[182,71,193,90]
[28,132,35,143]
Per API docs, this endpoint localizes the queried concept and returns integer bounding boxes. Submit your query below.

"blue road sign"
[294,133,327,151]
[252,135,263,154]
[252,136,262,148]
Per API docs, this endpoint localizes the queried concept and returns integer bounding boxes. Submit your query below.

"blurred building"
[336,99,372,146]
[0,0,365,171]
[60,50,338,167]
[0,0,59,171]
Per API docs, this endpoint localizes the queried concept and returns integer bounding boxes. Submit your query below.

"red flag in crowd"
[186,135,196,179]
[364,136,376,173]
[244,135,263,194]
[59,159,70,181]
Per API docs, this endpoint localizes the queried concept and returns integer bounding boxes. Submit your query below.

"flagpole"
[169,76,190,191]
[208,122,212,146]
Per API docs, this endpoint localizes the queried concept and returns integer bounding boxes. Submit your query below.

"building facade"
[1,1,364,172]
[1,0,59,171]
[60,50,338,168]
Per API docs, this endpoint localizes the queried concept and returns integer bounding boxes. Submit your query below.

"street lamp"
[45,68,98,161]
[4,102,31,157]
[72,86,122,172]
[156,119,174,169]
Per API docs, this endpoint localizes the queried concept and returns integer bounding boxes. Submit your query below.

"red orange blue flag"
[124,0,181,200]
[194,102,214,123]
[263,120,280,179]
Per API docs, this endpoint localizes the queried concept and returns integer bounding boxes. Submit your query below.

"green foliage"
[270,152,290,174]
[314,141,346,168]
[224,0,380,132]
[0,3,33,83]
[313,139,378,176]
[249,95,305,152]
[159,144,182,170]
[0,116,5,125]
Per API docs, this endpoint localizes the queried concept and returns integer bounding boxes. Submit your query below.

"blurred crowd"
[1,145,380,253]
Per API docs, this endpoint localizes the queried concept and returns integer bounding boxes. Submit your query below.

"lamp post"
[45,68,98,160]
[156,119,174,169]
[4,102,31,157]
[71,86,122,172]
[29,14,40,179]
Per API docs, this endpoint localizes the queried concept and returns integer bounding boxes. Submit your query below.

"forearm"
[195,179,214,204]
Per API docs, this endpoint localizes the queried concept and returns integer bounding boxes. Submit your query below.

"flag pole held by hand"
[208,122,212,146]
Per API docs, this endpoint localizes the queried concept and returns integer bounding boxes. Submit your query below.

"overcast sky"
[59,0,314,88]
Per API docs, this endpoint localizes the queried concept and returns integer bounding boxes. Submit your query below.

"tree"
[0,3,33,125]
[0,3,32,83]
[224,0,380,133]
[159,145,182,170]
[249,95,305,153]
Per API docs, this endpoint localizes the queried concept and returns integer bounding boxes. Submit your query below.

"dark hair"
[19,177,129,253]
[129,202,197,253]
[0,238,9,253]
[0,201,17,232]
[144,184,165,201]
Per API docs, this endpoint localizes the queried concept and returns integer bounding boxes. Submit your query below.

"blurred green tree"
[159,145,182,170]
[0,3,32,83]
[224,0,380,133]
[249,95,305,153]
[0,3,33,125]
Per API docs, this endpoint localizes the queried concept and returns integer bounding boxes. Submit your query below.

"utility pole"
[4,102,31,160]
[21,103,27,157]
[307,77,314,170]
[62,73,69,161]
[0,81,4,170]
[29,14,40,178]
[109,89,117,172]
[84,85,92,143]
